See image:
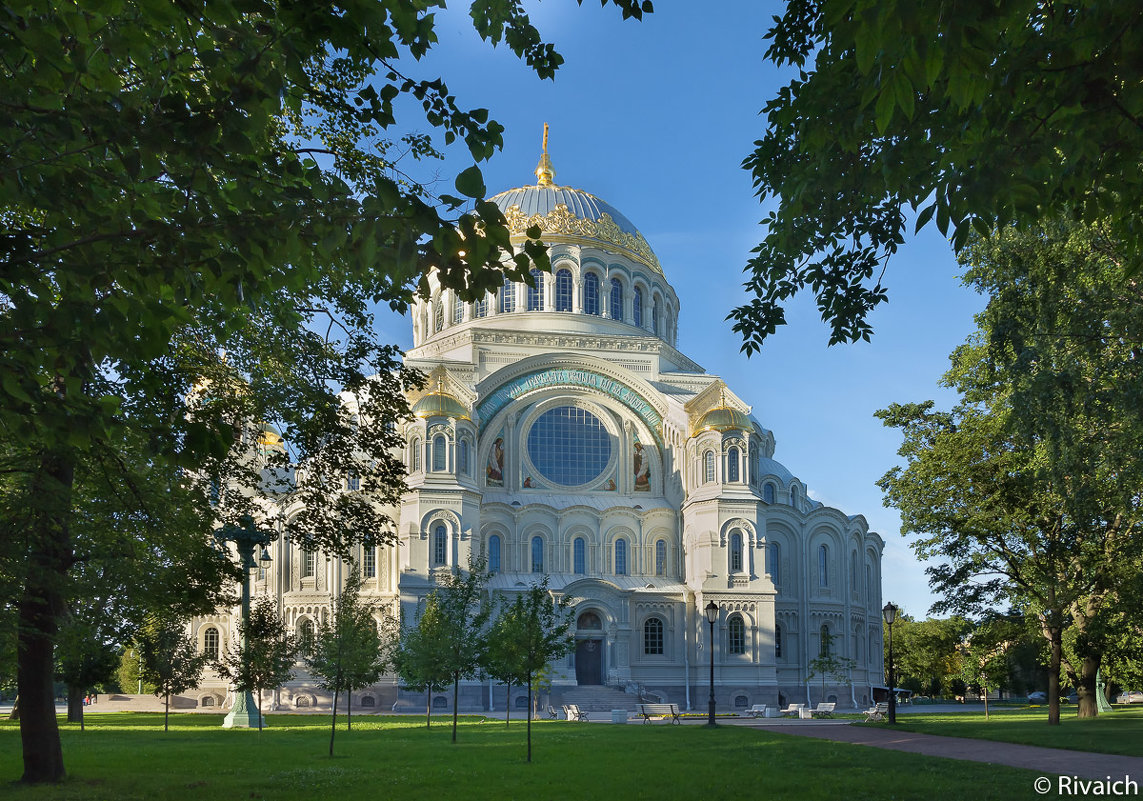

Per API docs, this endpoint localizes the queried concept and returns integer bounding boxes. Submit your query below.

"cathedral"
[190,137,886,715]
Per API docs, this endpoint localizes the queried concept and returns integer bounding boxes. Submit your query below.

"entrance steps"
[553,685,640,713]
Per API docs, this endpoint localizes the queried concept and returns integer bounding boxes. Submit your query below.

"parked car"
[1116,690,1143,704]
[1028,691,1048,703]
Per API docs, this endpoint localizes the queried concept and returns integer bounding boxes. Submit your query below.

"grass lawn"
[862,705,1143,756]
[1,713,1044,800]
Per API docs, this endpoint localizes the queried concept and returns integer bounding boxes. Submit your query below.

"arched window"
[644,617,664,655]
[818,544,829,587]
[453,296,464,325]
[633,287,643,327]
[555,269,573,312]
[362,547,376,578]
[488,534,501,573]
[432,435,447,472]
[728,614,746,655]
[297,620,314,652]
[727,448,740,482]
[791,485,800,509]
[583,272,600,315]
[820,624,831,656]
[346,471,360,491]
[703,450,715,484]
[411,437,422,472]
[302,548,316,578]
[203,626,219,659]
[614,538,627,575]
[528,268,545,311]
[458,439,469,475]
[768,541,781,585]
[851,551,859,595]
[433,525,448,567]
[609,278,623,320]
[434,299,443,332]
[498,274,515,313]
[531,535,544,573]
[763,482,775,504]
[866,564,872,600]
[655,539,667,576]
[775,623,783,659]
[730,530,743,572]
[473,294,488,318]
[652,297,661,335]
[573,537,586,575]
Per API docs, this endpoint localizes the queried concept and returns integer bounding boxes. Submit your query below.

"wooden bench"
[863,702,889,722]
[636,703,681,724]
[562,704,588,722]
[744,704,768,718]
[779,703,804,717]
[809,702,835,718]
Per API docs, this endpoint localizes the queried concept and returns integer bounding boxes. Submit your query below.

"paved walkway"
[731,719,1143,781]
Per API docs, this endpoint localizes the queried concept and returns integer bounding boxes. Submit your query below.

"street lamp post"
[704,600,719,726]
[882,601,899,725]
[219,515,274,729]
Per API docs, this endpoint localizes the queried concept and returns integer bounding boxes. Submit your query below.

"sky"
[372,1,989,618]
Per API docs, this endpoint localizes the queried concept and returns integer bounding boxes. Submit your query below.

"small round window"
[526,406,611,486]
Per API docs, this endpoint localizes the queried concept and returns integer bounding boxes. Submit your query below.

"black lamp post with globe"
[218,515,274,729]
[705,600,719,726]
[882,601,900,725]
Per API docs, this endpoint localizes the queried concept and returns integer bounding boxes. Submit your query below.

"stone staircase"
[552,685,642,713]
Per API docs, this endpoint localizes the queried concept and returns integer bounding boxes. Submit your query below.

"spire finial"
[535,122,556,186]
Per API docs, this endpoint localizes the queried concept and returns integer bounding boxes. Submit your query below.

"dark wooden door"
[575,639,602,685]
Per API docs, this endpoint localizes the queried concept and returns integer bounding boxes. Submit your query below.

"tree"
[878,219,1143,723]
[487,580,573,761]
[482,609,526,728]
[731,1,1143,350]
[959,613,1023,719]
[889,614,971,698]
[215,596,295,731]
[435,561,493,744]
[393,594,451,728]
[305,570,389,756]
[806,629,856,706]
[54,618,119,730]
[137,615,209,732]
[1,0,650,783]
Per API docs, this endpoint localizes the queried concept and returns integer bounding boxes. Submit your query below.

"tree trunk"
[1047,626,1062,726]
[257,688,263,732]
[165,691,171,732]
[526,673,533,764]
[9,695,20,721]
[67,686,83,727]
[1076,654,1100,719]
[505,681,512,728]
[346,688,352,732]
[451,674,459,743]
[426,688,431,728]
[18,448,76,783]
[329,687,339,757]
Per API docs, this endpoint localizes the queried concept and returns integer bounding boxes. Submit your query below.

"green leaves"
[454,165,487,198]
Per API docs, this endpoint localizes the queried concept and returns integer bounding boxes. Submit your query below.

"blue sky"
[374,1,988,618]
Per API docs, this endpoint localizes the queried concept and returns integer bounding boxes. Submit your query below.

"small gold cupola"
[534,122,556,187]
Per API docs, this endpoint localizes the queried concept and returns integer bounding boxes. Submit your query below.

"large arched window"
[644,617,664,655]
[411,437,422,472]
[866,564,872,600]
[768,541,781,585]
[775,623,783,659]
[851,551,859,596]
[488,534,501,573]
[818,544,829,587]
[297,619,314,652]
[652,297,661,335]
[498,274,515,313]
[791,485,800,509]
[531,535,544,573]
[820,624,831,656]
[609,278,623,320]
[573,537,586,575]
[583,272,601,315]
[432,435,447,472]
[655,539,667,576]
[453,296,464,325]
[473,294,488,318]
[203,626,219,659]
[633,287,643,328]
[727,448,740,482]
[763,482,776,504]
[614,538,627,575]
[730,530,743,572]
[555,269,573,312]
[528,268,545,311]
[703,451,715,484]
[433,525,448,567]
[458,438,469,475]
[728,614,746,655]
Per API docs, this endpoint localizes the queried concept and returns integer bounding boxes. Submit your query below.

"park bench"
[636,703,681,724]
[808,702,835,718]
[744,704,768,718]
[863,702,890,722]
[779,703,804,717]
[546,705,558,720]
[562,704,588,722]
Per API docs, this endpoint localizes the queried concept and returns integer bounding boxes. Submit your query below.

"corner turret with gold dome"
[409,125,683,363]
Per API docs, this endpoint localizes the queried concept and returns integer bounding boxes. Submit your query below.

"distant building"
[191,137,885,714]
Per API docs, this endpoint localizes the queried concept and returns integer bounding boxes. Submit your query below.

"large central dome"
[488,131,662,274]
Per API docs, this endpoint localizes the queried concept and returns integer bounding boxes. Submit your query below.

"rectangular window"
[347,471,360,491]
[363,547,376,578]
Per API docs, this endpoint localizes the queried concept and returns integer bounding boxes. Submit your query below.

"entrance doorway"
[575,639,603,685]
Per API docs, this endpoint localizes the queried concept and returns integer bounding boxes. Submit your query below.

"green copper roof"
[413,391,469,421]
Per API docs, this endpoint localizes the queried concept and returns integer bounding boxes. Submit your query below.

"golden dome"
[412,390,469,421]
[256,423,285,455]
[694,406,754,435]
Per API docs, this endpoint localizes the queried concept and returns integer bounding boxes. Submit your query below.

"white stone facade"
[191,158,886,714]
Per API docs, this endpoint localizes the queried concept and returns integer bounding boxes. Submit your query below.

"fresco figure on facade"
[487,435,505,486]
[633,440,650,491]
